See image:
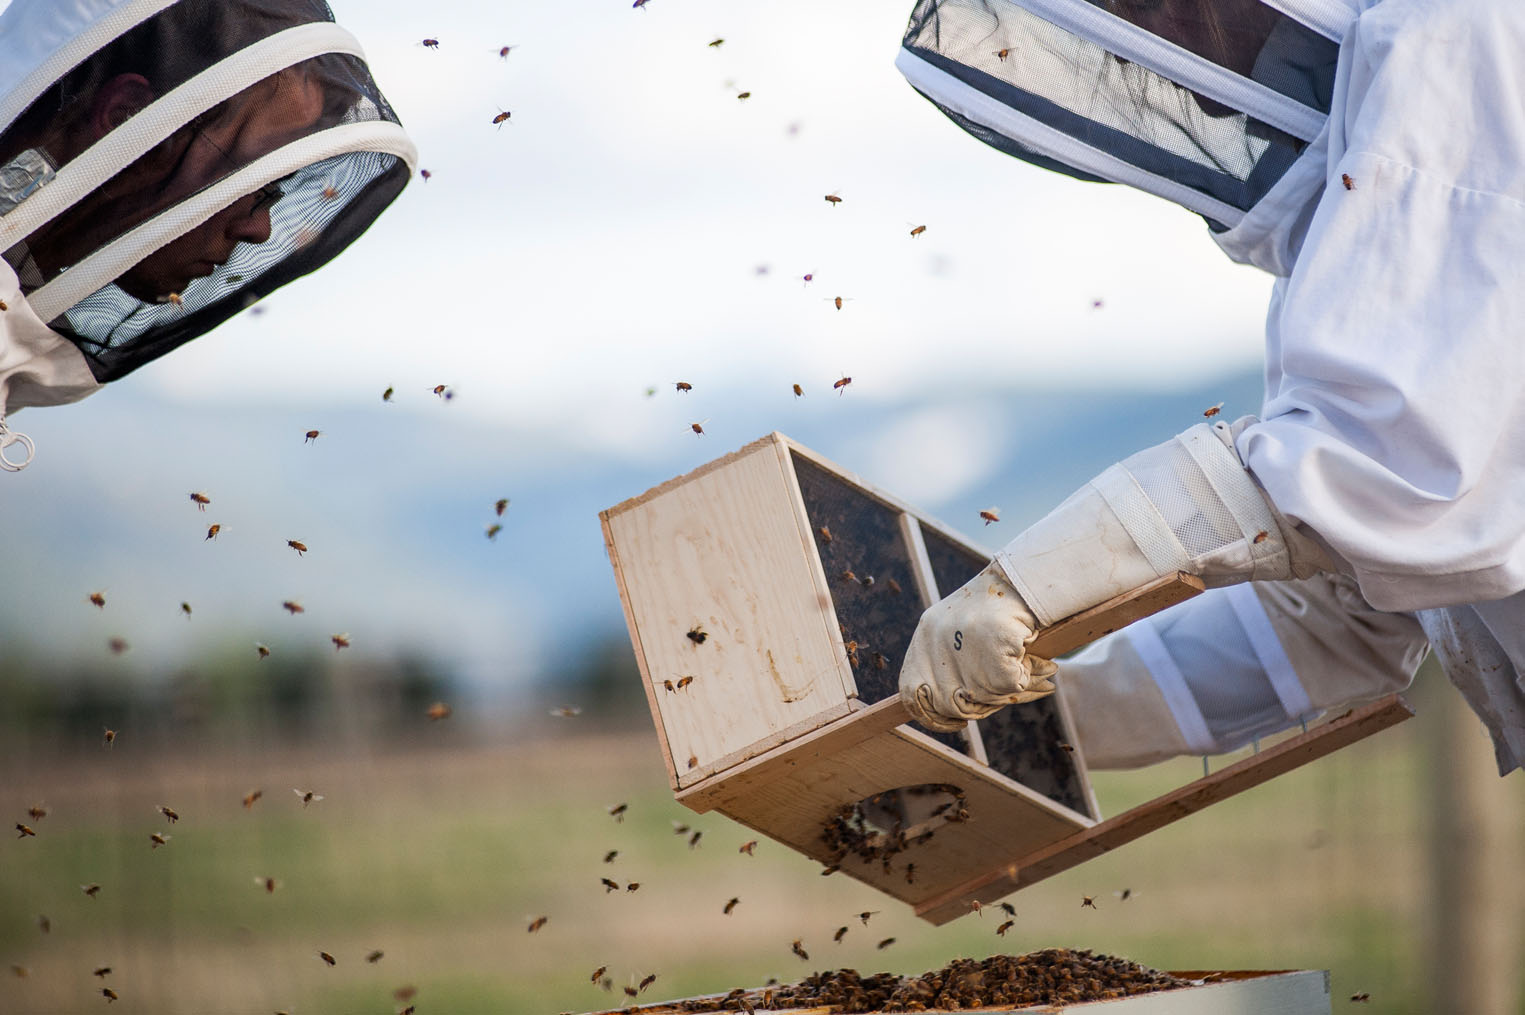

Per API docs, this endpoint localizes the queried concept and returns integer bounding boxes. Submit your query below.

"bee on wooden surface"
[294,789,324,807]
[16,823,35,838]
[824,193,842,206]
[527,916,548,933]
[877,937,896,950]
[689,830,703,849]
[493,109,512,129]
[1253,530,1269,544]
[996,919,1014,936]
[1203,402,1223,418]
[331,633,350,651]
[93,967,111,978]
[909,224,927,238]
[793,383,804,398]
[980,508,1000,525]
[243,789,263,809]
[421,38,440,49]
[102,987,119,1002]
[366,950,384,963]
[905,863,916,884]
[319,951,337,966]
[383,386,394,402]
[496,498,510,516]
[833,375,852,395]
[89,591,106,609]
[591,966,608,983]
[675,381,692,393]
[681,750,693,767]
[108,637,128,655]
[550,705,583,717]
[255,876,278,894]
[205,524,220,541]
[27,805,46,821]
[1081,895,1098,909]
[433,384,449,397]
[282,600,304,615]
[639,974,657,992]
[604,849,619,863]
[625,882,641,893]
[82,883,102,898]
[190,492,211,510]
[723,897,740,915]
[791,940,809,961]
[602,878,620,893]
[158,805,179,823]
[486,523,503,540]
[609,803,628,822]
[149,832,170,848]
[1342,174,1355,191]
[686,626,707,645]
[102,728,117,747]
[996,48,1011,60]
[287,539,307,556]
[425,701,452,721]
[304,429,321,443]
[708,38,724,48]
[676,675,694,691]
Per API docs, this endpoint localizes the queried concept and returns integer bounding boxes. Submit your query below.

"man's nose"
[225,203,273,246]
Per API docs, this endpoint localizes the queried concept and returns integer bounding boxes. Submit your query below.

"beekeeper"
[0,0,415,470]
[896,0,1525,775]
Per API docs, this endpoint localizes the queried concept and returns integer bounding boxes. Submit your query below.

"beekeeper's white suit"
[0,0,415,470]
[896,0,1525,775]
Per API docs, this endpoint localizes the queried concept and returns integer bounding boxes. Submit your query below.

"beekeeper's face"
[1107,0,1279,79]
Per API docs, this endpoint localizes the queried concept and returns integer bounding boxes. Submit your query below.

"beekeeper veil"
[0,0,415,426]
[897,0,1351,234]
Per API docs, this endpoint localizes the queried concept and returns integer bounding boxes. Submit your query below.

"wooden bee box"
[601,433,1412,924]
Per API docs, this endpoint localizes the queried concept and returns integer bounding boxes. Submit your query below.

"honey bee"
[425,701,452,721]
[844,640,859,667]
[724,897,740,914]
[550,705,582,717]
[394,985,418,1002]
[856,911,879,925]
[149,832,170,848]
[493,109,512,129]
[686,626,707,645]
[793,383,804,398]
[838,569,857,584]
[877,937,896,950]
[294,789,324,807]
[108,637,128,655]
[205,524,220,540]
[287,539,307,556]
[633,0,651,8]
[625,882,641,892]
[602,877,620,893]
[833,375,852,394]
[0,299,6,310]
[527,916,548,932]
[824,193,842,206]
[675,381,692,393]
[304,429,321,443]
[82,883,102,898]
[421,38,440,48]
[708,38,724,48]
[980,508,1000,525]
[158,805,179,823]
[102,987,118,1002]
[102,728,117,746]
[833,926,848,943]
[1058,741,1075,753]
[739,840,757,855]
[383,386,394,402]
[820,864,839,876]
[687,755,697,769]
[736,91,751,100]
[639,974,657,992]
[801,273,814,286]
[15,823,35,838]
[331,633,350,651]
[89,591,106,608]
[623,986,639,998]
[486,524,503,540]
[433,384,448,397]
[1350,992,1370,1003]
[816,525,832,543]
[998,902,1016,916]
[1342,173,1355,191]
[162,292,184,307]
[1114,888,1133,901]
[604,849,618,863]
[498,45,517,59]
[996,919,1014,936]
[180,602,192,617]
[320,951,337,966]
[676,676,694,690]
[243,789,263,809]
[910,225,926,238]
[689,830,703,849]
[93,967,111,978]
[996,47,1011,60]
[791,940,809,961]
[830,296,850,310]
[495,498,510,516]
[608,803,628,821]
[255,876,278,894]
[969,900,984,916]
[591,966,608,983]
[1204,402,1224,418]
[1253,530,1269,544]
[1081,895,1098,909]
[366,950,384,963]
[673,821,691,835]
[663,679,675,693]
[190,492,211,510]
[690,420,707,436]
[26,805,46,821]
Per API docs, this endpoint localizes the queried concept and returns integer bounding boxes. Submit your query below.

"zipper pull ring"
[0,418,35,472]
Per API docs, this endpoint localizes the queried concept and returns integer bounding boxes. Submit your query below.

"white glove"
[899,561,1058,733]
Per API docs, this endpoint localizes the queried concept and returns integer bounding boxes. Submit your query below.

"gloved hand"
[899,561,1058,732]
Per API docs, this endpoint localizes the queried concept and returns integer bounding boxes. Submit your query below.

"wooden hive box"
[601,433,1412,924]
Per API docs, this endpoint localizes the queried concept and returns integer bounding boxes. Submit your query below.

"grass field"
[2,672,1521,1015]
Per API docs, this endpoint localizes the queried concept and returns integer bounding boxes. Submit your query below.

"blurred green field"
[2,671,1521,1015]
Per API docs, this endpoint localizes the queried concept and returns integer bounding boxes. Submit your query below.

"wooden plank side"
[1027,573,1204,659]
[914,696,1414,924]
[676,700,853,793]
[604,439,855,774]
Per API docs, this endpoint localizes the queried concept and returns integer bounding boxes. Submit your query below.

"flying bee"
[623,987,639,999]
[602,878,620,893]
[433,384,448,397]
[833,926,848,943]
[793,383,804,397]
[421,38,440,48]
[550,705,582,717]
[26,805,45,821]
[425,701,452,721]
[255,876,278,894]
[823,193,842,206]
[89,591,106,608]
[495,498,510,516]
[15,823,35,838]
[158,805,179,823]
[366,950,384,963]
[1081,895,1098,909]
[839,569,857,584]
[1253,530,1269,544]
[162,292,184,307]
[1350,992,1370,1003]
[633,0,651,7]
[662,679,675,693]
[149,832,169,848]
[82,883,102,898]
[724,897,740,914]
[686,626,707,645]
[1058,741,1075,753]
[319,951,337,966]
[640,974,657,992]
[708,38,724,48]
[969,900,984,916]
[887,577,902,595]
[690,420,708,436]
[493,109,512,129]
[980,508,1000,525]
[1342,173,1356,191]
[102,728,117,747]
[294,789,324,807]
[497,44,518,59]
[675,381,692,393]
[801,273,814,286]
[996,47,1011,60]
[287,539,307,555]
[382,386,394,402]
[486,524,503,540]
[688,830,703,849]
[910,224,927,238]
[304,429,321,443]
[676,676,694,691]
[527,916,548,932]
[1204,402,1224,418]
[102,988,118,1002]
[857,911,879,925]
[604,849,618,863]
[625,882,641,892]
[180,602,192,617]
[242,789,263,809]
[673,822,691,835]
[1113,888,1133,901]
[739,840,757,856]
[833,375,852,394]
[190,492,211,510]
[791,940,809,961]
[205,524,220,540]
[93,967,111,978]
[608,803,628,822]
[591,966,608,983]
[331,633,350,651]
[996,919,1014,936]
[108,637,128,655]
[736,91,751,101]
[877,937,896,950]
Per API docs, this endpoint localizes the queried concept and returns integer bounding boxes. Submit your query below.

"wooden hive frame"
[601,433,1412,924]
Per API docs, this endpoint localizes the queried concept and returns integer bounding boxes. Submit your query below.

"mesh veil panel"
[901,0,1337,227]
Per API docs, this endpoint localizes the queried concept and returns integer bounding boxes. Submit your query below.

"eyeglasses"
[247,180,286,215]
